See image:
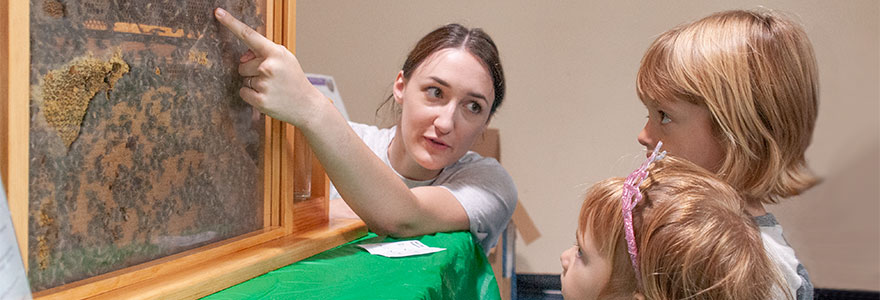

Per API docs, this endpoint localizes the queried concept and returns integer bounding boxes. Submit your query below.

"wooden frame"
[1,1,366,299]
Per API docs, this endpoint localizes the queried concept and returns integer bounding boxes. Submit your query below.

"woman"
[214,8,516,252]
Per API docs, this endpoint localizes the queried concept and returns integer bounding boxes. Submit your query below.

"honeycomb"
[40,52,129,148]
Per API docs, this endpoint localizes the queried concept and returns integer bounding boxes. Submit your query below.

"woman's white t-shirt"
[329,122,518,253]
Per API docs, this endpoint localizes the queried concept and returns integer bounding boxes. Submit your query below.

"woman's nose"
[433,102,456,135]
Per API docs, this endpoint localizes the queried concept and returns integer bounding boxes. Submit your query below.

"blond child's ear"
[633,292,645,300]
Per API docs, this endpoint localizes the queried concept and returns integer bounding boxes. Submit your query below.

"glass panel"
[27,0,266,291]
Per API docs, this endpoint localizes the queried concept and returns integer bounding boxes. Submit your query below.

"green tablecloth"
[203,231,501,300]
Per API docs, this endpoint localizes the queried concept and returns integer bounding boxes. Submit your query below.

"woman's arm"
[304,100,470,236]
[214,8,468,237]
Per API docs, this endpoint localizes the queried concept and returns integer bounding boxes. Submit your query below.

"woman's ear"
[392,71,406,105]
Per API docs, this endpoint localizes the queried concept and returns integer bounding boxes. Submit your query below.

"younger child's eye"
[426,87,442,99]
[659,111,672,124]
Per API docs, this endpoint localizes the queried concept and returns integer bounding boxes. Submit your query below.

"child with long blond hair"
[634,9,818,298]
[560,149,789,299]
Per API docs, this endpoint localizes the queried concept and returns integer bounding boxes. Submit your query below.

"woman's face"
[560,225,613,300]
[392,48,494,175]
[637,99,724,172]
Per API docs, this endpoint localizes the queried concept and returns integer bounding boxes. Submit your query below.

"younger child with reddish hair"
[560,149,788,299]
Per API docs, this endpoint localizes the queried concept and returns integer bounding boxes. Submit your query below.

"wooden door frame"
[0,1,365,299]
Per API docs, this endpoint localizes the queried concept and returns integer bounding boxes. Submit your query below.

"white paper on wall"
[306,73,349,121]
[0,175,32,300]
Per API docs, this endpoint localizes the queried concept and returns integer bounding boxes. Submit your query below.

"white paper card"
[357,240,446,258]
[0,176,33,300]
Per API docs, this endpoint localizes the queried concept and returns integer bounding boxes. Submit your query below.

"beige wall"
[297,0,880,290]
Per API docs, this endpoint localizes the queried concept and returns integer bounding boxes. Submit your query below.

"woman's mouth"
[425,137,450,150]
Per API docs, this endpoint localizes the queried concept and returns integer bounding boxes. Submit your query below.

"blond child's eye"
[660,111,672,124]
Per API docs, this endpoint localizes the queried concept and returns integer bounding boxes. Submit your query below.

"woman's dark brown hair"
[379,23,505,119]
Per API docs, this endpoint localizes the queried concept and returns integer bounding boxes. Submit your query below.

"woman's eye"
[660,111,672,124]
[426,87,442,99]
[466,101,483,114]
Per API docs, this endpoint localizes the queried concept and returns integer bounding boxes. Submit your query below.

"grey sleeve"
[796,264,814,300]
[438,158,517,254]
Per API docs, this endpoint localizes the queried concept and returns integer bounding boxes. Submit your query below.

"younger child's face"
[637,99,724,172]
[560,225,613,300]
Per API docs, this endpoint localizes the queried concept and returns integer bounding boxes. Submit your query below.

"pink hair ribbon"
[622,141,666,285]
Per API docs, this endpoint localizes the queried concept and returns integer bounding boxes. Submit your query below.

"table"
[203,231,501,299]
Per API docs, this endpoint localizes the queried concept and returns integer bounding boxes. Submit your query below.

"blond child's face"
[560,225,613,300]
[638,99,724,172]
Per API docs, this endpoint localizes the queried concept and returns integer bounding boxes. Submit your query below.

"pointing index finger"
[214,8,273,56]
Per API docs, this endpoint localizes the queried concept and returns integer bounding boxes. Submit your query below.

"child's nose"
[560,247,573,272]
[637,122,654,148]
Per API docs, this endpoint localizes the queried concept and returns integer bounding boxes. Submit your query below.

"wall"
[297,0,879,290]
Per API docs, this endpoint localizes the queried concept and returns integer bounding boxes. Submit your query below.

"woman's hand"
[214,8,324,127]
[215,8,474,239]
